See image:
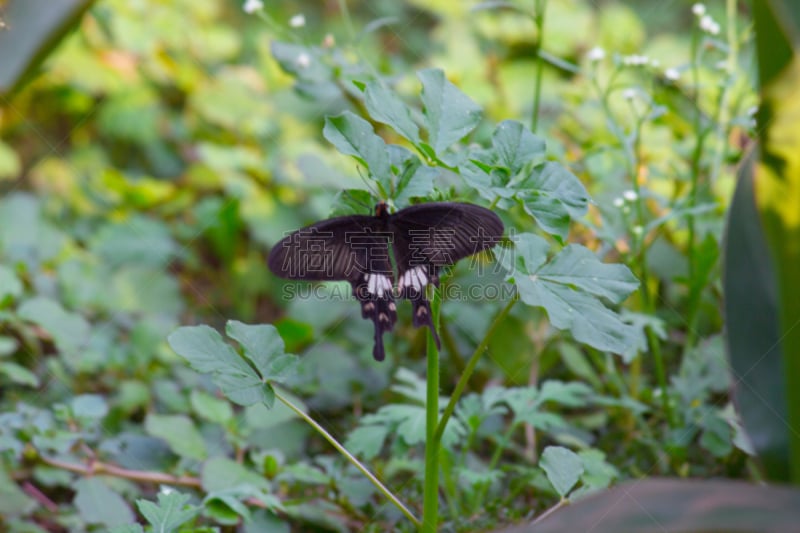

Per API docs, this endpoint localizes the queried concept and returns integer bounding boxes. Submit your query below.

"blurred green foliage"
[0,0,759,531]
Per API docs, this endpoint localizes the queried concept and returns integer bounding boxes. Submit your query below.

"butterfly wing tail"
[352,274,397,361]
[410,297,441,350]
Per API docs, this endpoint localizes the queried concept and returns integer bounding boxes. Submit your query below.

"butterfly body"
[268,202,503,361]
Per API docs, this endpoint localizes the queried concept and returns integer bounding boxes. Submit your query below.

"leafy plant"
[0,0,767,531]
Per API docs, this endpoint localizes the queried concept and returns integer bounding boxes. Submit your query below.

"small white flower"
[622,88,637,101]
[623,190,638,202]
[747,105,758,117]
[289,14,306,28]
[587,46,605,62]
[700,14,720,35]
[632,225,644,236]
[664,67,680,81]
[296,52,311,68]
[650,59,661,68]
[243,0,263,14]
[692,3,706,16]
[613,197,625,208]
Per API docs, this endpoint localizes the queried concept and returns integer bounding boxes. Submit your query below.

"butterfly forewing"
[389,202,504,349]
[268,215,397,360]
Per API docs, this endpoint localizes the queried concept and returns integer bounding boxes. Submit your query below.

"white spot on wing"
[400,266,428,292]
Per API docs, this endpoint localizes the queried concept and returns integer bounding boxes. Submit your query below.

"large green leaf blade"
[137,491,199,533]
[509,236,638,354]
[167,325,251,376]
[538,244,639,304]
[520,162,590,239]
[418,68,482,154]
[724,151,787,481]
[540,446,584,498]
[492,119,546,175]
[0,0,94,95]
[364,81,421,144]
[727,0,800,483]
[323,111,391,181]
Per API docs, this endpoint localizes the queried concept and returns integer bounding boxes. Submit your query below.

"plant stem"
[336,0,355,40]
[434,294,518,445]
[422,290,442,533]
[685,25,703,351]
[531,498,569,526]
[530,0,548,133]
[273,387,420,528]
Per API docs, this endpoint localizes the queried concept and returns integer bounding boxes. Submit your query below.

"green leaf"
[201,457,271,492]
[167,325,268,407]
[190,390,234,424]
[345,424,389,460]
[540,446,584,498]
[244,510,290,533]
[538,381,595,407]
[329,189,375,216]
[364,81,421,144]
[536,245,639,304]
[323,111,391,182]
[510,237,639,354]
[225,321,298,384]
[109,525,144,533]
[0,465,36,516]
[225,321,285,368]
[520,162,590,239]
[576,449,618,491]
[137,491,199,533]
[418,68,482,154]
[71,394,109,419]
[724,151,788,480]
[204,491,251,525]
[145,414,207,461]
[0,193,65,264]
[0,336,18,356]
[0,362,39,387]
[492,120,546,175]
[17,297,90,356]
[390,146,437,207]
[0,142,21,181]
[73,478,135,527]
[89,217,177,268]
[0,0,94,95]
[700,411,734,458]
[0,265,23,301]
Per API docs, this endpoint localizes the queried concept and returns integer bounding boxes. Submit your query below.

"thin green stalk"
[628,119,675,429]
[274,387,420,528]
[336,0,355,40]
[530,0,548,133]
[474,421,519,503]
[686,0,738,354]
[434,294,518,445]
[422,290,442,533]
[685,25,703,350]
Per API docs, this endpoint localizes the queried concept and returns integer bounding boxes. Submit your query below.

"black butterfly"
[268,201,504,361]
